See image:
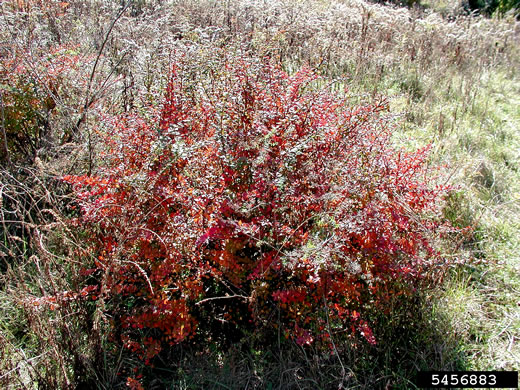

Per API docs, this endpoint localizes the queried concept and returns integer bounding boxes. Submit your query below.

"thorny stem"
[79,0,133,175]
[0,92,11,167]
[323,284,346,387]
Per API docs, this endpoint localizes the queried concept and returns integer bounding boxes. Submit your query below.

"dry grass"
[0,0,519,388]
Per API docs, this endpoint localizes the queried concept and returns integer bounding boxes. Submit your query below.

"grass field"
[0,0,519,388]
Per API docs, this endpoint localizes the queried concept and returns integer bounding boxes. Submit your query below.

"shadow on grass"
[129,290,468,390]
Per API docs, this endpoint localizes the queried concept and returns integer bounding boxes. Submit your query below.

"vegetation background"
[0,0,519,389]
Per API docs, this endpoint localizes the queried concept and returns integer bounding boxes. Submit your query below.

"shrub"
[0,45,85,164]
[466,0,520,16]
[63,52,451,367]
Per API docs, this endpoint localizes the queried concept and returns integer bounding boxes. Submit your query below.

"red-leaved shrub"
[64,53,449,361]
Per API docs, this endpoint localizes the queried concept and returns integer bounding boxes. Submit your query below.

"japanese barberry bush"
[64,52,451,361]
[0,45,85,164]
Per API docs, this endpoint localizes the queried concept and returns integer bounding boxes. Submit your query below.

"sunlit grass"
[389,67,520,372]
